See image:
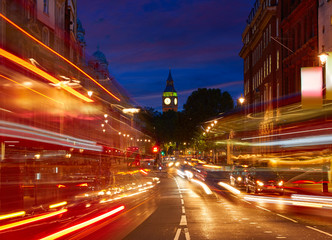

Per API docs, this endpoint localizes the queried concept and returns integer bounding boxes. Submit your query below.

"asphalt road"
[80,168,332,239]
[2,169,332,239]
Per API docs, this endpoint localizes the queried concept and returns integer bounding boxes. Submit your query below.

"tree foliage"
[183,88,233,124]
[147,88,234,147]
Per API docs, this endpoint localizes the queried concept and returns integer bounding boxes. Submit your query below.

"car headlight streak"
[256,180,264,187]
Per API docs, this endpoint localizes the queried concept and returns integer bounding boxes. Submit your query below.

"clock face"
[174,98,178,105]
[164,97,171,105]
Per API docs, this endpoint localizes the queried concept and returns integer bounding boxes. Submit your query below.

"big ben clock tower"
[162,69,178,112]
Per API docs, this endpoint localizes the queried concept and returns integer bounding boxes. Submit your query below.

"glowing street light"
[87,91,93,97]
[319,53,328,65]
[319,46,329,65]
[238,94,245,105]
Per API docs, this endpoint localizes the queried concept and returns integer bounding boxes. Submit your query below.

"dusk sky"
[78,0,255,111]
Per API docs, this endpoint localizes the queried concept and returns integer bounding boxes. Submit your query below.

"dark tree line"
[138,88,234,149]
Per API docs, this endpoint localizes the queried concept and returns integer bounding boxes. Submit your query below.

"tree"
[183,88,233,124]
[136,107,160,140]
[182,88,234,142]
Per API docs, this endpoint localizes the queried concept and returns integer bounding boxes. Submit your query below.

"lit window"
[269,55,271,74]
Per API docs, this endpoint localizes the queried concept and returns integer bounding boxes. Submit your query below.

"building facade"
[280,0,319,102]
[318,0,332,54]
[240,0,281,114]
[240,0,320,108]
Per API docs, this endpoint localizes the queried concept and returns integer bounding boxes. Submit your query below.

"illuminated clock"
[174,98,178,105]
[164,97,171,105]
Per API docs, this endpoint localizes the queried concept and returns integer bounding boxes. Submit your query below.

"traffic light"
[161,151,165,156]
[152,146,159,153]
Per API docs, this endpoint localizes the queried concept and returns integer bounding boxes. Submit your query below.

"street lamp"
[319,45,329,65]
[318,46,329,193]
[238,94,245,105]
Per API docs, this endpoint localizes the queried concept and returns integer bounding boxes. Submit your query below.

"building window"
[42,27,49,46]
[276,51,279,70]
[269,55,271,74]
[43,0,49,14]
[276,18,279,37]
[269,24,271,42]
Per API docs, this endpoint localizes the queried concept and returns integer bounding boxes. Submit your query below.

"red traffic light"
[152,146,159,153]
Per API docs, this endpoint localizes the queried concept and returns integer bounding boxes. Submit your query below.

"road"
[1,169,332,239]
[80,169,332,240]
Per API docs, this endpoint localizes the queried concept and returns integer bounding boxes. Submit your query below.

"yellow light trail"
[0,48,93,102]
[0,13,120,102]
[0,74,63,104]
[0,211,25,221]
[0,209,67,232]
[49,201,67,209]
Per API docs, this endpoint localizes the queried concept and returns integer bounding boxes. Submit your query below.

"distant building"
[162,69,178,112]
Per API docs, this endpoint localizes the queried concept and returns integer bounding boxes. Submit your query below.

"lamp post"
[319,47,329,193]
[237,94,246,165]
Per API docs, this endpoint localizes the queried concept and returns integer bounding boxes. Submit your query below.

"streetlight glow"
[319,52,329,65]
[239,94,245,105]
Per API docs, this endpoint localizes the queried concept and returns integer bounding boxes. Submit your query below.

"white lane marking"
[256,226,261,228]
[264,231,273,233]
[180,194,183,198]
[256,206,271,212]
[181,199,184,205]
[174,228,181,240]
[249,222,257,225]
[184,228,191,240]
[241,218,250,220]
[306,226,332,237]
[182,206,186,214]
[180,215,187,226]
[276,237,287,239]
[276,214,298,223]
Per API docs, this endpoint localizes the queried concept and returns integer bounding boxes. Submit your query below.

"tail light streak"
[39,206,125,240]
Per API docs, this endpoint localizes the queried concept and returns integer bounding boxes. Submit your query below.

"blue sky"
[78,0,255,111]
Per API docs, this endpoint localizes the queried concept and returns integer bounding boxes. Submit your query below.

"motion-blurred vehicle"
[193,164,230,187]
[245,168,284,195]
[229,165,249,189]
[284,169,329,194]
